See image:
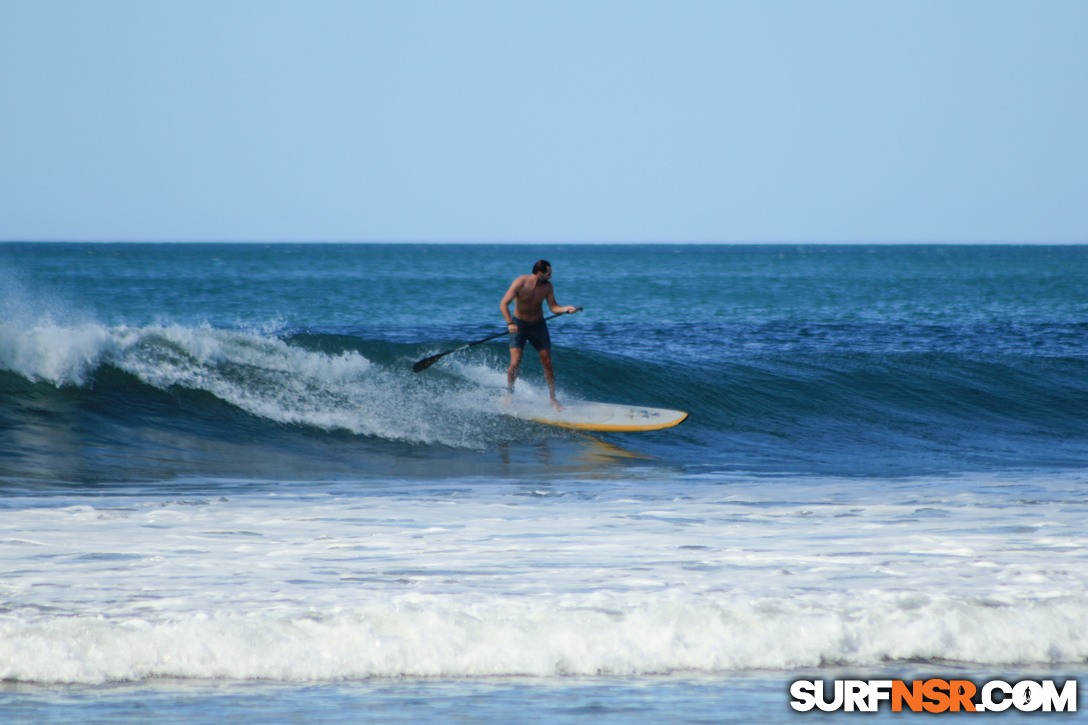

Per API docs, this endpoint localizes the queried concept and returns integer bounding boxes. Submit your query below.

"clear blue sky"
[1,1,1085,243]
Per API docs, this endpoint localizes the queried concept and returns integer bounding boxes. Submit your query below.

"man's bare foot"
[551,398,563,412]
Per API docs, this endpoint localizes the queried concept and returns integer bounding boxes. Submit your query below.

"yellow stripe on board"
[528,412,688,432]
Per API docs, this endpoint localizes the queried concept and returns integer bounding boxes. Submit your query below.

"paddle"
[412,308,582,372]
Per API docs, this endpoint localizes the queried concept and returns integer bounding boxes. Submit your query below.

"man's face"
[537,267,552,282]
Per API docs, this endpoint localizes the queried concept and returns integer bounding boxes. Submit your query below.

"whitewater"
[3,474,1088,686]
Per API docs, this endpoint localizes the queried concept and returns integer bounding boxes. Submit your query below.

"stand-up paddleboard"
[502,400,688,432]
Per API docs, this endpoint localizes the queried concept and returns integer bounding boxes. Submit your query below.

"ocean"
[1,243,1086,722]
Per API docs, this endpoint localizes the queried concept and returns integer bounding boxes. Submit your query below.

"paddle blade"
[412,354,444,373]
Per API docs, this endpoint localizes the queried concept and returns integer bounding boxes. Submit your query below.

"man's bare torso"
[509,274,552,321]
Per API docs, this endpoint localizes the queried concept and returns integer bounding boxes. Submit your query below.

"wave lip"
[0,321,514,448]
[0,320,129,387]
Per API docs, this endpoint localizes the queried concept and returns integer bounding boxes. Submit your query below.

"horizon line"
[3,239,1086,246]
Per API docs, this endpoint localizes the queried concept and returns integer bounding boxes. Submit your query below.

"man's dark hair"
[532,259,551,275]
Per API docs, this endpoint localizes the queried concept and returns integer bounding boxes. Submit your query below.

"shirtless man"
[500,260,578,410]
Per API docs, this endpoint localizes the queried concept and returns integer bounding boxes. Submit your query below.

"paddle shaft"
[412,308,581,372]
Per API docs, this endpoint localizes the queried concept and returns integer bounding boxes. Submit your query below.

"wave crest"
[0,320,513,448]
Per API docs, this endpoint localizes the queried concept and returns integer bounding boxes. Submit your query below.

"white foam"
[4,591,1085,684]
[0,319,516,447]
[0,320,122,386]
[1,478,1087,683]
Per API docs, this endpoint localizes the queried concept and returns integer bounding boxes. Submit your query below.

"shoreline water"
[4,668,1086,725]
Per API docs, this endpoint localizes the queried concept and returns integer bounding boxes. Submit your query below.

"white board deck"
[501,400,688,432]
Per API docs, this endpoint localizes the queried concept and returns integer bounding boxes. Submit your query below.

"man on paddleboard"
[501,260,577,410]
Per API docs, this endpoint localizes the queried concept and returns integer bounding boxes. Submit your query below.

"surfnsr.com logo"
[790,679,1077,713]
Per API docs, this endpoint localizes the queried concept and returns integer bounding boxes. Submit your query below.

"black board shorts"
[509,316,551,351]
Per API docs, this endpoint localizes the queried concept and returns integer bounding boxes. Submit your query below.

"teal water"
[3,243,1088,480]
[1,243,1086,722]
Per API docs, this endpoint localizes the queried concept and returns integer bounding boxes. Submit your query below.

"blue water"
[1,243,1086,722]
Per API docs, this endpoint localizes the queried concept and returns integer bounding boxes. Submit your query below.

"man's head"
[532,260,551,280]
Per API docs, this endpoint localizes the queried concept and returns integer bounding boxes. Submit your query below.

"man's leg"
[538,349,560,410]
[507,348,523,392]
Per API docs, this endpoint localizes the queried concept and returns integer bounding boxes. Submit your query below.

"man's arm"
[546,287,576,315]
[500,277,523,328]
